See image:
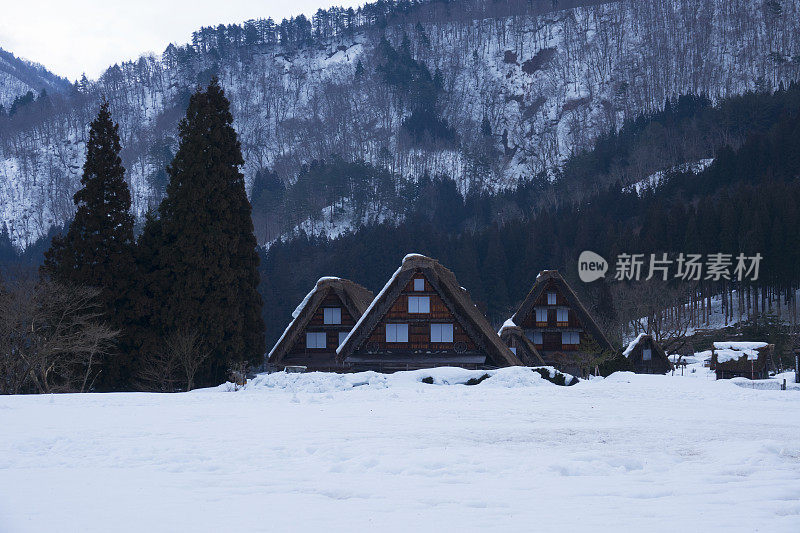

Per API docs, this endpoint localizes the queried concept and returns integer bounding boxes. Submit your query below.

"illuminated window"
[547,292,557,305]
[414,278,425,291]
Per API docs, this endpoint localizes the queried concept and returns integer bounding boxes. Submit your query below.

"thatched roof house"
[498,320,546,367]
[623,333,673,374]
[506,270,614,374]
[268,277,373,371]
[337,254,522,371]
[711,342,775,380]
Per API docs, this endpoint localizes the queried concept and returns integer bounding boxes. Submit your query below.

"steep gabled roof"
[511,270,614,352]
[268,277,374,365]
[623,333,673,369]
[498,320,546,366]
[623,333,648,358]
[337,254,522,367]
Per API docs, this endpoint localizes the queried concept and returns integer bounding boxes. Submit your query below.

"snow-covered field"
[1,367,799,532]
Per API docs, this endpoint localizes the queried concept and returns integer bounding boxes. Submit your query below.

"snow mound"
[237,367,559,393]
[602,371,637,383]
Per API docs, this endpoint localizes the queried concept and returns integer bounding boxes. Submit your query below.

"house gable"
[338,254,522,370]
[623,334,673,374]
[268,278,373,370]
[286,291,357,355]
[510,270,614,357]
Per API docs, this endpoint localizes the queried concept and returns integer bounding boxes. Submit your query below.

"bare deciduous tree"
[0,273,117,394]
[165,328,210,392]
[136,327,210,392]
[613,280,694,353]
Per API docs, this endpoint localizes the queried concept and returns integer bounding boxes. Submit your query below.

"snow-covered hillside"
[2,0,800,248]
[1,367,798,532]
[0,48,71,107]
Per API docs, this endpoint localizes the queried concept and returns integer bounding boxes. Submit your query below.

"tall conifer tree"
[158,78,265,385]
[43,100,135,389]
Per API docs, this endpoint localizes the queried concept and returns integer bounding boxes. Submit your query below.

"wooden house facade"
[711,342,775,380]
[336,254,522,371]
[268,277,373,371]
[506,270,614,374]
[623,334,673,374]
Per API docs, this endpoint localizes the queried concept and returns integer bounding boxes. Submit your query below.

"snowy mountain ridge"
[0,48,71,107]
[1,0,799,248]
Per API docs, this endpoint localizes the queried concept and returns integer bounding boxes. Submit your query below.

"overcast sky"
[0,0,363,81]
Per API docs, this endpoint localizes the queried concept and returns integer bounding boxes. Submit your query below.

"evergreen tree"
[129,208,167,383]
[158,78,265,386]
[43,100,136,389]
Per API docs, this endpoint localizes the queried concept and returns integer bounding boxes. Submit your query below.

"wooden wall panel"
[364,273,477,351]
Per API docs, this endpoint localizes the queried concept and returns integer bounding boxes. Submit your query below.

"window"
[306,332,326,349]
[338,331,349,347]
[510,347,517,355]
[557,308,569,322]
[323,307,341,325]
[562,332,580,345]
[430,323,454,343]
[535,308,548,322]
[642,348,652,361]
[408,296,430,313]
[413,278,425,291]
[532,331,543,344]
[547,292,557,305]
[386,323,409,343]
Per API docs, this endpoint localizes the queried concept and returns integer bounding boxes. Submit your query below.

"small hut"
[711,342,775,380]
[498,319,546,367]
[622,334,673,374]
[336,254,522,371]
[268,277,373,372]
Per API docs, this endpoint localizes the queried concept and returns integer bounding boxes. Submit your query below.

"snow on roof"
[498,318,517,335]
[290,277,341,319]
[336,263,404,355]
[713,342,768,363]
[269,314,302,358]
[270,277,343,358]
[713,342,768,350]
[403,253,427,262]
[623,333,647,358]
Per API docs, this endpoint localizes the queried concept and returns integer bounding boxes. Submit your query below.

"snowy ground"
[1,367,799,532]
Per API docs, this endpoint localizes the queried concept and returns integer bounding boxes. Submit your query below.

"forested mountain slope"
[1,0,799,248]
[259,83,800,351]
[0,48,71,107]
